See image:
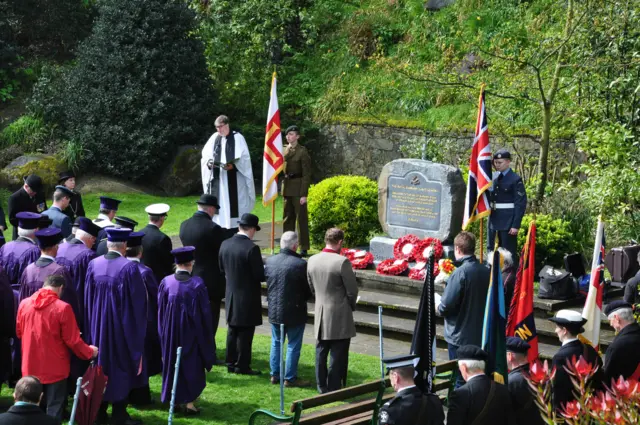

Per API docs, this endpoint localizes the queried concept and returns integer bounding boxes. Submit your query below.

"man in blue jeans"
[265,231,312,387]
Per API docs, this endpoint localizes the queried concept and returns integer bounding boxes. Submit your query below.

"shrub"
[31,0,215,180]
[517,214,579,272]
[0,115,51,150]
[308,175,381,247]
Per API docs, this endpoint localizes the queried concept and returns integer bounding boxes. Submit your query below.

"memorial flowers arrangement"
[408,261,440,281]
[415,237,444,262]
[377,259,409,276]
[525,356,640,425]
[393,235,421,261]
[341,248,374,270]
[434,258,456,285]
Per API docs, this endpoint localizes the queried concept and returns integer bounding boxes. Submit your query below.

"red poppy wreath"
[393,235,421,261]
[415,237,444,262]
[377,258,409,276]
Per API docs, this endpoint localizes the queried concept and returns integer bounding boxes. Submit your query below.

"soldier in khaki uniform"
[282,126,311,256]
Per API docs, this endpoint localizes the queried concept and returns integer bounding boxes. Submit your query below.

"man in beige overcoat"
[307,228,359,393]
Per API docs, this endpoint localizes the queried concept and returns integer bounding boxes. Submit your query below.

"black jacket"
[62,192,85,221]
[552,339,603,410]
[265,248,311,326]
[623,270,640,305]
[140,223,173,283]
[604,322,640,384]
[0,404,60,425]
[179,211,226,300]
[509,364,544,425]
[8,188,47,240]
[378,386,444,425]
[447,374,514,425]
[219,233,265,327]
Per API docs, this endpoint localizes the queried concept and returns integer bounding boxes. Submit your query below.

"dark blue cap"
[16,212,42,230]
[99,197,121,211]
[506,337,531,354]
[493,149,511,160]
[457,345,488,361]
[127,231,145,248]
[35,228,63,248]
[171,246,195,264]
[114,216,138,230]
[54,185,74,197]
[76,217,101,238]
[105,228,131,242]
[604,300,633,316]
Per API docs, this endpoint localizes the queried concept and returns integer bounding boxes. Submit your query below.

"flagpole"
[479,218,484,263]
[271,200,275,255]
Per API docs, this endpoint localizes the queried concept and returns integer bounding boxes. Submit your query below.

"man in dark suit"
[0,376,59,425]
[8,175,47,241]
[42,186,73,238]
[506,337,543,425]
[436,231,490,388]
[218,213,264,375]
[95,216,138,256]
[603,301,640,383]
[377,354,444,425]
[179,194,226,365]
[447,345,514,425]
[549,309,603,411]
[140,203,173,283]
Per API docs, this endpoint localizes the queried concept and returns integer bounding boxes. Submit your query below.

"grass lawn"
[0,331,381,425]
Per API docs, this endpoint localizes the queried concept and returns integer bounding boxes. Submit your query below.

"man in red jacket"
[16,274,98,420]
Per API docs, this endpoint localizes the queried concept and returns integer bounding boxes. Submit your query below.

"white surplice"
[200,131,256,229]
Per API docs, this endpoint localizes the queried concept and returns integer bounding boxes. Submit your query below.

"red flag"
[506,221,539,363]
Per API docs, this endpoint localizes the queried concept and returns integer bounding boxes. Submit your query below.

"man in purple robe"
[125,231,161,407]
[158,246,214,416]
[0,264,13,394]
[56,217,100,329]
[84,228,147,425]
[0,212,42,287]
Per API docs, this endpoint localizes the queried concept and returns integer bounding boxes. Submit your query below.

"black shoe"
[95,412,109,425]
[112,418,142,425]
[131,398,156,408]
[234,367,261,376]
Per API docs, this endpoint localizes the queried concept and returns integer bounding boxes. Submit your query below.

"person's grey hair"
[99,208,114,215]
[18,228,36,238]
[280,231,298,250]
[75,229,94,241]
[487,248,513,269]
[107,241,126,251]
[608,308,635,323]
[215,115,229,126]
[458,359,485,373]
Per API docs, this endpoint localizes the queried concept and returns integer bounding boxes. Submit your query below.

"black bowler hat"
[24,175,43,192]
[35,228,63,248]
[114,216,138,230]
[604,300,633,316]
[76,217,101,238]
[285,125,300,135]
[58,171,75,184]
[457,345,488,362]
[196,194,220,209]
[238,213,261,231]
[506,337,531,354]
[54,185,74,198]
[493,149,511,160]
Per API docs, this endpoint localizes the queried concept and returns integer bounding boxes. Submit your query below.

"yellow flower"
[355,63,360,68]
[477,16,481,20]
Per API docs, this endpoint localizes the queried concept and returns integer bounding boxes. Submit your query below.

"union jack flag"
[463,87,492,229]
[581,217,606,350]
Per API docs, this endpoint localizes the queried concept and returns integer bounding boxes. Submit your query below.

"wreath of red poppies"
[376,259,409,276]
[341,248,374,269]
[415,237,444,262]
[393,235,421,261]
[408,262,440,280]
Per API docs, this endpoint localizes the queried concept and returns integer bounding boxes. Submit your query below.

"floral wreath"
[415,237,444,262]
[341,248,374,270]
[377,258,409,276]
[393,235,421,261]
[408,262,440,281]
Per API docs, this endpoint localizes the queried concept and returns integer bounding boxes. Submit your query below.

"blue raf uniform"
[42,185,74,238]
[488,149,527,258]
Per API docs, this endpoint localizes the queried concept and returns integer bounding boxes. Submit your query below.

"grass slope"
[0,331,381,425]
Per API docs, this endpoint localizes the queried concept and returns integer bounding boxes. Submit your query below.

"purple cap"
[76,217,101,238]
[105,228,131,242]
[34,228,63,248]
[99,197,121,211]
[16,212,42,230]
[171,246,195,264]
[127,231,145,248]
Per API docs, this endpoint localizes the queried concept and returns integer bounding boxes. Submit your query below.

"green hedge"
[308,175,381,247]
[517,214,579,272]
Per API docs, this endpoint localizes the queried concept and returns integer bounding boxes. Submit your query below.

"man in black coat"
[179,194,226,366]
[265,231,312,386]
[506,337,543,425]
[0,376,59,425]
[95,216,138,256]
[140,203,173,283]
[378,354,444,425]
[623,251,640,305]
[549,309,603,411]
[218,213,265,375]
[447,345,514,425]
[8,175,47,241]
[603,301,640,383]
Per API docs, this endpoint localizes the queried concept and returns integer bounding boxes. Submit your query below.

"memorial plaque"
[386,173,441,231]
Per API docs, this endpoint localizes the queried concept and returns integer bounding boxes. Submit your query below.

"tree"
[33,0,215,180]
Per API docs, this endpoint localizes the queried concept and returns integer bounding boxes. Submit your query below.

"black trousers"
[487,228,518,261]
[226,326,255,371]
[315,338,350,393]
[41,379,67,420]
[210,297,221,362]
[100,400,131,421]
[128,385,152,406]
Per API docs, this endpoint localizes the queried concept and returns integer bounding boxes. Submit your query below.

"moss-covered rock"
[0,153,66,192]
[159,145,202,196]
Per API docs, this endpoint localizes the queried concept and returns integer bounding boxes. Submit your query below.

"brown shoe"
[270,376,279,385]
[284,379,312,388]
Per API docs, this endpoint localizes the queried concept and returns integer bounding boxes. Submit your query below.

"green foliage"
[518,214,579,271]
[0,115,52,150]
[399,136,446,162]
[308,175,381,247]
[61,139,85,171]
[31,0,215,180]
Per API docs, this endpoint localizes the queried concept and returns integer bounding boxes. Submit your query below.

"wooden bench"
[248,360,458,425]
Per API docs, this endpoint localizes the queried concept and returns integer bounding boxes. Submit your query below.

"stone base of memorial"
[370,159,465,263]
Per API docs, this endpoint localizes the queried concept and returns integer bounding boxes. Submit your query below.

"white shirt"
[562,337,578,346]
[396,384,416,393]
[127,257,140,263]
[40,254,56,261]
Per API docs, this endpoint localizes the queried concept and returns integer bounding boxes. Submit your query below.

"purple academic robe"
[0,239,40,286]
[56,241,97,330]
[0,267,13,383]
[158,272,214,404]
[84,254,147,403]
